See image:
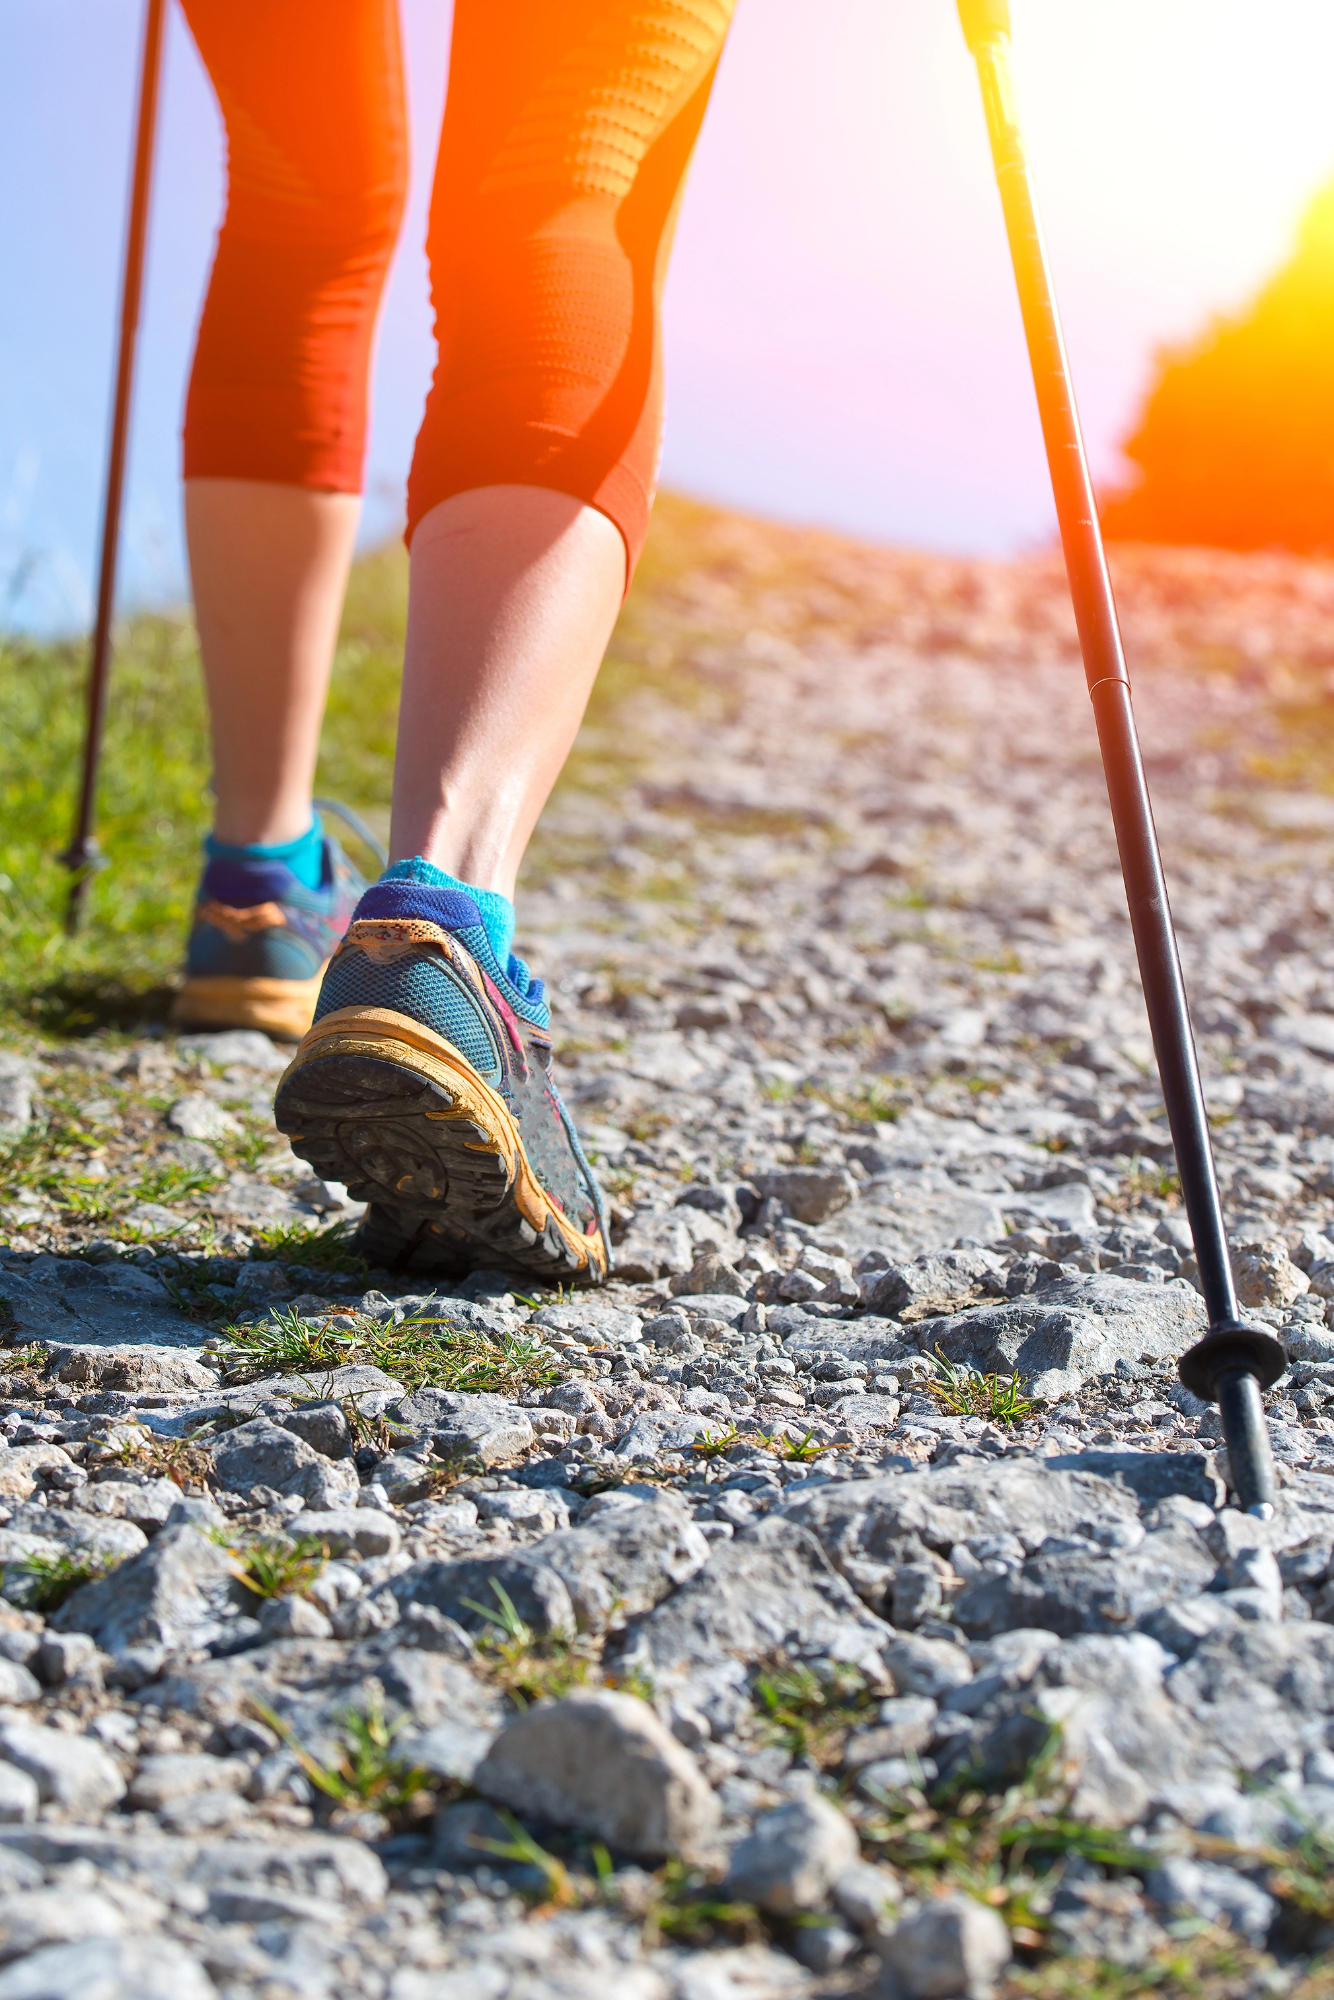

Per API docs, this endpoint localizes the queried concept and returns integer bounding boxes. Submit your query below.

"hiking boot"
[171,838,365,1042]
[271,879,610,1284]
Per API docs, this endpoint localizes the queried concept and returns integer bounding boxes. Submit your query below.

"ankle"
[206,814,326,892]
[378,856,515,965]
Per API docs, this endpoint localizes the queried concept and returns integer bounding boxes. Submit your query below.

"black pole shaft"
[957,0,1282,1512]
[63,0,168,934]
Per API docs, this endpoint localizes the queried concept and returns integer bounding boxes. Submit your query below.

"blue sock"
[206,814,325,892]
[381,856,515,965]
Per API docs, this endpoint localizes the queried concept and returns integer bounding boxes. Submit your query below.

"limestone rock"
[295,1508,401,1559]
[671,1251,748,1298]
[391,1553,576,1638]
[527,1492,712,1633]
[613,1212,695,1281]
[167,1094,241,1144]
[128,1755,249,1811]
[473,1689,719,1861]
[615,1517,893,1693]
[0,1259,205,1349]
[883,1635,974,1699]
[1231,1238,1309,1310]
[951,1525,1216,1640]
[862,1250,1006,1319]
[0,1936,215,2000]
[277,1400,350,1460]
[44,1346,217,1393]
[210,1417,360,1509]
[876,1892,1012,1999]
[0,1058,35,1136]
[51,1524,249,1657]
[781,1457,1143,1584]
[386,1389,533,1465]
[1145,1855,1276,1944]
[753,1166,856,1225]
[0,1723,125,1816]
[0,1671,39,1711]
[0,1888,124,1964]
[909,1273,1207,1395]
[724,1794,859,1914]
[0,1449,74,1502]
[0,1770,37,1826]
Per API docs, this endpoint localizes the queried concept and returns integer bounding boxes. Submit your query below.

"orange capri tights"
[179,0,735,573]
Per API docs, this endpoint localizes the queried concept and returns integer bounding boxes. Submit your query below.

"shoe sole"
[272,1005,606,1285]
[172,972,325,1042]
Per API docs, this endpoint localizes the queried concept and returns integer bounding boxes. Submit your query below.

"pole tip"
[957,0,1011,53]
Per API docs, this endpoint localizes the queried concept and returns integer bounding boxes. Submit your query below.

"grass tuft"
[927,1348,1037,1426]
[11,1548,116,1611]
[464,1580,597,1708]
[639,1860,762,1948]
[226,1533,329,1600]
[751,1659,880,1767]
[249,1686,430,1824]
[775,1428,832,1462]
[248,1220,367,1275]
[467,1810,578,1910]
[214,1306,560,1399]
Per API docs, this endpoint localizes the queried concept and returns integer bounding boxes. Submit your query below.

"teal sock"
[381,856,515,965]
[205,814,325,891]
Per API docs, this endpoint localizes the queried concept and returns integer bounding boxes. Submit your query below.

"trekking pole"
[956,0,1285,1515]
[62,0,168,934]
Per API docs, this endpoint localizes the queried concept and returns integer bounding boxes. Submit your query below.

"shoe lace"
[550,1078,611,1255]
[313,797,388,871]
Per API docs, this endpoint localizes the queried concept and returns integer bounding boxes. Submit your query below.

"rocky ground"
[5,514,1334,1996]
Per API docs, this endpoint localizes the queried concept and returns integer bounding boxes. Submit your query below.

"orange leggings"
[179,0,735,574]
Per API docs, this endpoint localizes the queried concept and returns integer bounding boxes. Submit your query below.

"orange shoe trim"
[171,971,325,1042]
[280,1005,602,1273]
[195,900,290,941]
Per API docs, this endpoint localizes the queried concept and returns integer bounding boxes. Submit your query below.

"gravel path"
[3,512,1334,1995]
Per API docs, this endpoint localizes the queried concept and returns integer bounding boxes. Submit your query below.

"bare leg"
[391,485,626,897]
[185,478,361,846]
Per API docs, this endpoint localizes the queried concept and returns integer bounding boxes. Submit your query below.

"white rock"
[877,1892,1012,1998]
[295,1508,401,1559]
[0,1766,38,1825]
[725,1794,860,1915]
[0,1935,215,1999]
[0,1721,126,1816]
[0,1889,124,1965]
[1146,1856,1275,1945]
[128,1752,250,1810]
[473,1688,719,1861]
[0,1669,39,1708]
[0,1449,75,1502]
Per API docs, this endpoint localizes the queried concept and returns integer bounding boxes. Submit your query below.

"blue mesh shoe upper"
[350,881,548,1022]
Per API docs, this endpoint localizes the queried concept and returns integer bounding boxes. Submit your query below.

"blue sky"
[5,0,1334,632]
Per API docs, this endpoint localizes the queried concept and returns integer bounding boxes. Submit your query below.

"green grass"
[248,1219,368,1274]
[752,1659,880,1766]
[464,1579,597,1707]
[212,1304,561,1399]
[212,1308,359,1381]
[927,1349,1038,1427]
[10,1548,115,1611]
[250,1688,431,1824]
[466,1810,579,1910]
[226,1532,329,1600]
